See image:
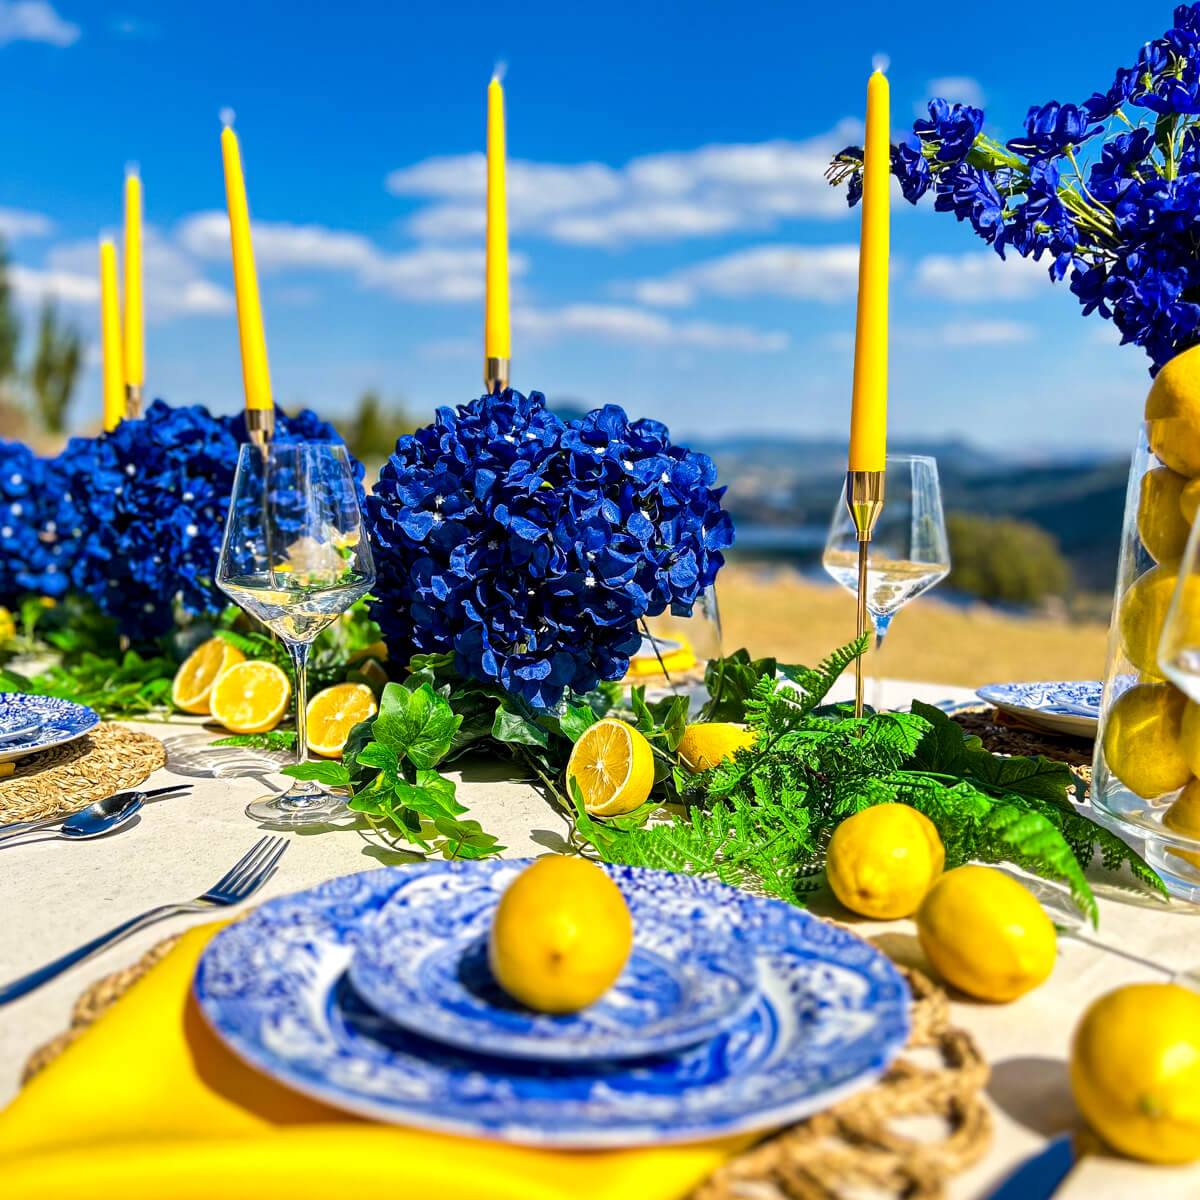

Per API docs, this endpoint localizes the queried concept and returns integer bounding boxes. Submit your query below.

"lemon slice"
[305,682,378,758]
[566,718,655,817]
[209,660,291,734]
[171,638,246,715]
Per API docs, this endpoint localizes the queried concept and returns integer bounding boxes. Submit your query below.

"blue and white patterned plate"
[348,866,757,1062]
[0,694,100,763]
[194,861,911,1148]
[0,716,41,744]
[975,681,1101,739]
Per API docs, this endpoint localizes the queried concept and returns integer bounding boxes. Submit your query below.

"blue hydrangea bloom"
[0,442,82,605]
[365,389,733,710]
[63,401,357,641]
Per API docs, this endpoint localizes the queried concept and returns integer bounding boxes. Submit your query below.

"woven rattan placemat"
[0,723,167,825]
[22,936,991,1199]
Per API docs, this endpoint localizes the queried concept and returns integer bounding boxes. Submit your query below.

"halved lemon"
[566,718,655,817]
[170,638,246,715]
[209,660,291,734]
[306,682,378,758]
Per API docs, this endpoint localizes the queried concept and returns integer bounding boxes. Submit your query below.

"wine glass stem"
[289,641,311,770]
[870,612,894,712]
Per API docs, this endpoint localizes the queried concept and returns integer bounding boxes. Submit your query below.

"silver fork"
[0,835,289,1006]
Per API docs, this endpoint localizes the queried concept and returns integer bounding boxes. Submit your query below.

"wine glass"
[217,443,374,825]
[624,584,722,693]
[822,454,951,709]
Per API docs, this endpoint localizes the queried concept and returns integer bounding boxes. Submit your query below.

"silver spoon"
[0,790,147,849]
[0,784,188,842]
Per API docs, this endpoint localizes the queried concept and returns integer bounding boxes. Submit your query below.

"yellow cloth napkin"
[0,923,749,1199]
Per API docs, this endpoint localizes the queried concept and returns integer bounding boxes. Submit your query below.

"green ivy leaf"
[282,760,351,786]
[492,701,550,748]
[559,702,598,743]
[374,682,462,768]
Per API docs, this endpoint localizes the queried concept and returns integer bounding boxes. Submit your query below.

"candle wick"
[219,106,236,129]
[491,59,507,84]
[871,53,890,75]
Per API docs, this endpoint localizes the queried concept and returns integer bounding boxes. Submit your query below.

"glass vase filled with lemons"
[1093,345,1200,899]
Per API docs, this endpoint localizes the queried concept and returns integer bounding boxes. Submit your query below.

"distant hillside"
[699,434,1129,594]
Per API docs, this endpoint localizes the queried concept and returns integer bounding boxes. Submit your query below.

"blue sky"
[0,0,1178,451]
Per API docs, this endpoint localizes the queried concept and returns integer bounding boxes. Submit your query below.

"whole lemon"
[826,804,945,919]
[1181,477,1200,527]
[916,865,1056,1002]
[1071,983,1200,1164]
[1146,343,1200,476]
[1162,777,1200,870]
[1119,565,1179,675]
[487,857,633,1013]
[676,722,756,772]
[1102,683,1191,800]
[1138,467,1192,563]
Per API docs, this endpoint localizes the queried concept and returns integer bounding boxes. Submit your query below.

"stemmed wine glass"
[822,454,951,710]
[217,443,374,825]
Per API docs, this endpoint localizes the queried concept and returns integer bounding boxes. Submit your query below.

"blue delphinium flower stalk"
[365,388,733,710]
[827,2,1200,374]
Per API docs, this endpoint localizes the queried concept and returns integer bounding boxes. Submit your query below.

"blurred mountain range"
[692,435,1129,593]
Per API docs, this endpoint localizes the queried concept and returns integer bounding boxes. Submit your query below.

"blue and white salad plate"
[975,680,1101,738]
[194,861,911,1148]
[348,865,758,1062]
[0,694,100,762]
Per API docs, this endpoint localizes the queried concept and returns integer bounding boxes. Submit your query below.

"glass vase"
[1091,421,1200,900]
[622,585,722,699]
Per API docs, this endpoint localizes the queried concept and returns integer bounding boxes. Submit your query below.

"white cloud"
[907,319,1037,347]
[0,207,52,240]
[177,211,526,302]
[920,76,986,112]
[912,251,1049,302]
[386,121,861,247]
[9,263,97,305]
[0,0,79,47]
[632,244,862,307]
[514,304,788,352]
[44,229,234,319]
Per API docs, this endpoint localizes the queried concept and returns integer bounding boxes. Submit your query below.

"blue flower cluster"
[0,442,81,606]
[60,401,352,641]
[365,389,733,709]
[834,3,1200,372]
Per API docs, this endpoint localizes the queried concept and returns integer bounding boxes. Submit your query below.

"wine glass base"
[245,784,350,827]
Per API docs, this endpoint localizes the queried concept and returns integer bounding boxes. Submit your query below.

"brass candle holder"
[245,406,275,449]
[845,469,885,717]
[484,355,510,396]
[124,383,143,421]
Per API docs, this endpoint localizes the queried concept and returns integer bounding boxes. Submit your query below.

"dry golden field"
[717,566,1110,687]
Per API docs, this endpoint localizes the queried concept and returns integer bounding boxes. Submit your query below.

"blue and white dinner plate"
[975,680,1101,739]
[194,861,911,1148]
[348,864,758,1062]
[0,694,100,763]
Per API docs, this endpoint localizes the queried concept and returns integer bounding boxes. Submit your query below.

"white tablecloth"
[2,678,1199,1199]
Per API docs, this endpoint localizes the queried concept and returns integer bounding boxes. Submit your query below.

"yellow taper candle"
[99,240,125,432]
[485,74,510,364]
[848,68,890,473]
[123,168,144,390]
[220,122,273,411]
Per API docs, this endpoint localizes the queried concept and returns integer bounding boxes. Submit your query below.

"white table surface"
[2,677,1199,1199]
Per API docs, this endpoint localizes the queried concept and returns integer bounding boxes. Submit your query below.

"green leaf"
[374,682,462,768]
[282,761,351,786]
[356,741,401,782]
[432,816,506,859]
[211,730,297,751]
[492,702,550,748]
[560,702,598,743]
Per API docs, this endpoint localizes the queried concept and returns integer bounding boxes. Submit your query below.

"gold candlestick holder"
[484,355,510,395]
[845,469,885,717]
[245,406,275,449]
[124,383,143,420]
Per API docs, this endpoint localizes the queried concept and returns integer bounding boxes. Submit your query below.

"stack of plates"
[194,860,911,1147]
